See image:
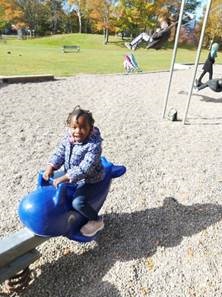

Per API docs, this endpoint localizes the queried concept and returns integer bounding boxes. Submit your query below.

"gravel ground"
[1,66,222,297]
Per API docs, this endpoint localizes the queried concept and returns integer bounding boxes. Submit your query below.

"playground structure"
[123,53,142,73]
[162,0,215,124]
[0,157,126,292]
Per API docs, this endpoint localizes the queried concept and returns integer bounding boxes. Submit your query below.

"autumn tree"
[0,4,6,31]
[114,0,156,37]
[0,0,24,30]
[88,0,116,44]
[15,0,46,34]
[154,0,200,15]
[205,0,222,45]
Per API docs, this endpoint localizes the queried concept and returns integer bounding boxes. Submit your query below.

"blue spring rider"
[18,157,126,243]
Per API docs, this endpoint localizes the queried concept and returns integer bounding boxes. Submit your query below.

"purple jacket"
[49,127,105,184]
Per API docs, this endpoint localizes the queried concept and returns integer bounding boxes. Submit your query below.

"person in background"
[195,43,219,88]
[124,14,170,51]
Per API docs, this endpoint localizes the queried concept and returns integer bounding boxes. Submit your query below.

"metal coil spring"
[4,267,33,293]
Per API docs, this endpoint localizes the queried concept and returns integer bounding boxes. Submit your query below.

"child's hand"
[43,165,54,181]
[43,172,51,181]
[53,175,70,188]
[53,177,62,188]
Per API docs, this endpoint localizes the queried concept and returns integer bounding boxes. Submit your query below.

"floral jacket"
[49,127,105,184]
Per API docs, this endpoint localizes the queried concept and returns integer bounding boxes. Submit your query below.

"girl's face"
[69,115,92,143]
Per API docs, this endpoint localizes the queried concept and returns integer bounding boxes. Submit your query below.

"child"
[125,15,170,51]
[43,106,105,237]
[195,43,219,88]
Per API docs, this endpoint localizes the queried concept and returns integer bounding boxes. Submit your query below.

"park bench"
[63,45,80,53]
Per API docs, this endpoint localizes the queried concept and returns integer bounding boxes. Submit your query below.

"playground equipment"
[123,53,142,73]
[19,157,126,242]
[0,157,126,292]
[162,0,214,124]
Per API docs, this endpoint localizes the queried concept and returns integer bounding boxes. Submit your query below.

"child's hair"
[66,105,95,127]
[158,7,170,23]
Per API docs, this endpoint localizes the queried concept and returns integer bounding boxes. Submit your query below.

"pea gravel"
[1,66,222,297]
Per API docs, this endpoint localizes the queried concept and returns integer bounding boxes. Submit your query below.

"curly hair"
[66,105,95,128]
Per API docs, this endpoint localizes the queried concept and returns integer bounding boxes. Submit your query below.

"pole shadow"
[23,197,222,297]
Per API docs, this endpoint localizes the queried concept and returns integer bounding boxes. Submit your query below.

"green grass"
[0,33,219,76]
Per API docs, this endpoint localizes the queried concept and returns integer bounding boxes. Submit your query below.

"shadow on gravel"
[178,90,222,103]
[0,83,8,90]
[24,197,222,297]
[197,94,222,103]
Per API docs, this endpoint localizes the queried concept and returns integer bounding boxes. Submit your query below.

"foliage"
[0,4,7,30]
[0,0,24,28]
[205,0,222,45]
[67,0,89,33]
[114,0,156,36]
[0,0,208,46]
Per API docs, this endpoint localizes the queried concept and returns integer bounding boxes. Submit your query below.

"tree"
[87,0,118,44]
[114,0,156,37]
[205,0,222,45]
[44,0,64,34]
[67,0,89,33]
[62,5,79,33]
[0,0,24,28]
[0,4,7,31]
[154,0,200,15]
[15,0,48,34]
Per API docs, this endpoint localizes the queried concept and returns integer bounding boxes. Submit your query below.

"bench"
[63,45,80,53]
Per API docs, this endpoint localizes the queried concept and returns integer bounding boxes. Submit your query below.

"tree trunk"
[104,28,109,44]
[77,10,82,33]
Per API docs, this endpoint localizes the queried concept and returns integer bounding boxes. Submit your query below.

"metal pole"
[183,0,213,124]
[162,0,186,119]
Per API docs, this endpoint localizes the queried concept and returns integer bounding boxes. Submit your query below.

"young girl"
[43,106,105,237]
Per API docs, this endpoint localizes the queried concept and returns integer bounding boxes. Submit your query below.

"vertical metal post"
[183,0,213,124]
[162,0,186,119]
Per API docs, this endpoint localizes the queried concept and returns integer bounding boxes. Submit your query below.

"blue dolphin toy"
[18,157,126,243]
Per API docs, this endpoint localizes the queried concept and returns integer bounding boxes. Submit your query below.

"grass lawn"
[0,33,218,76]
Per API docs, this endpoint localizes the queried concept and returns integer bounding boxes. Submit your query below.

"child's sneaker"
[194,79,199,91]
[124,42,132,50]
[80,217,104,237]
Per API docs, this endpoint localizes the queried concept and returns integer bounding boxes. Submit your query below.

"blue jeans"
[72,182,99,221]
